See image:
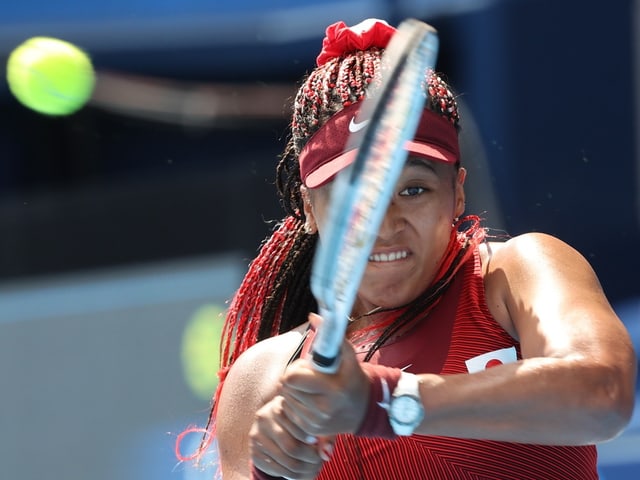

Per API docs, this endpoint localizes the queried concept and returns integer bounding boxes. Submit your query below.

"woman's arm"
[403,232,636,443]
[217,331,307,479]
[280,233,636,445]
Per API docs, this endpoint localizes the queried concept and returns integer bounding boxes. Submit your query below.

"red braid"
[176,215,304,464]
[220,215,302,369]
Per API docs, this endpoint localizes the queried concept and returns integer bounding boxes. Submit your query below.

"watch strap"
[355,363,403,438]
[395,371,421,397]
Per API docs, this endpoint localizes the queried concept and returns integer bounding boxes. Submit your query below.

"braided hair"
[225,50,461,373]
[176,39,475,465]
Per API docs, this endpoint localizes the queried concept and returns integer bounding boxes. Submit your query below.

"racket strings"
[323,66,423,312]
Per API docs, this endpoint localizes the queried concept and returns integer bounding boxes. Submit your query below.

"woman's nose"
[376,201,404,240]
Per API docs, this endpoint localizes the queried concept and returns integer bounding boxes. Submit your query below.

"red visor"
[299,102,459,188]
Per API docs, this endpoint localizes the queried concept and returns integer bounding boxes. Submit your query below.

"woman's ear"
[454,167,467,219]
[300,185,318,235]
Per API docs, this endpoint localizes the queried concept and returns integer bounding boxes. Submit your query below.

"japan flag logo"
[465,346,517,373]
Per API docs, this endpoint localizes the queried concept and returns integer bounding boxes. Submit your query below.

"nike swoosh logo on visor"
[348,116,370,133]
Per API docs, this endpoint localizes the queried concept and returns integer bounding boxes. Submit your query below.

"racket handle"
[311,349,341,373]
[309,306,346,374]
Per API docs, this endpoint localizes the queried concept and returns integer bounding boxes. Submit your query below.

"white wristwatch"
[388,372,424,436]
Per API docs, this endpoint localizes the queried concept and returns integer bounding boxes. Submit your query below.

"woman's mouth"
[368,250,409,263]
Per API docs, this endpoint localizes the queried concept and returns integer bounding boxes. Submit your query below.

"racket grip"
[311,349,341,373]
[309,306,346,374]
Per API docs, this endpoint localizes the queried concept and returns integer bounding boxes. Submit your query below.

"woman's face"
[302,156,466,316]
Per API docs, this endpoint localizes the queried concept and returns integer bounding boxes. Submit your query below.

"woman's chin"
[356,284,423,312]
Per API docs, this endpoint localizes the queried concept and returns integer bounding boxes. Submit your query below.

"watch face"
[390,395,423,424]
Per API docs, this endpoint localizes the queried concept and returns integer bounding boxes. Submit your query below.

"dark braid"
[257,227,318,340]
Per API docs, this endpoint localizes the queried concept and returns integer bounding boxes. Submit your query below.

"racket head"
[310,19,440,372]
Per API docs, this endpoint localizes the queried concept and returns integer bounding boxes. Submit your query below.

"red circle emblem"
[485,359,503,369]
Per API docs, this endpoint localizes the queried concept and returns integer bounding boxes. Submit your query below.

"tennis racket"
[309,19,440,373]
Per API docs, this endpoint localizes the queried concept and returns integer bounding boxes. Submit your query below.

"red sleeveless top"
[316,246,599,480]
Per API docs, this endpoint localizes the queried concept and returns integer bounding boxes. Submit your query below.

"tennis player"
[183,18,637,480]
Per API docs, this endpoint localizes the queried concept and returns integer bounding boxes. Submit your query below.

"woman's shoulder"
[480,232,589,337]
[219,326,310,407]
[216,325,310,459]
[214,325,310,477]
[482,231,581,274]
[480,232,581,271]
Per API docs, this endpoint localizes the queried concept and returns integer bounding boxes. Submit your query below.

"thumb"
[309,312,323,330]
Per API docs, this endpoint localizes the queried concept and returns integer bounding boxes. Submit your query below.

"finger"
[251,445,280,477]
[281,390,331,436]
[281,401,325,443]
[251,435,322,479]
[283,360,335,396]
[253,398,325,465]
[317,436,336,462]
[269,395,324,444]
[308,312,323,329]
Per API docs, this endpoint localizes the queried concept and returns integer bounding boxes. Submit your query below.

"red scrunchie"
[316,18,396,66]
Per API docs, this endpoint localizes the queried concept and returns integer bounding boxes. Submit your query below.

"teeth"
[369,251,408,262]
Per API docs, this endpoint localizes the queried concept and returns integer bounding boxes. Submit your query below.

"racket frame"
[310,19,440,373]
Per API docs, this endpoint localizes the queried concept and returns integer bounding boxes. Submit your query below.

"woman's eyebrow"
[405,156,437,173]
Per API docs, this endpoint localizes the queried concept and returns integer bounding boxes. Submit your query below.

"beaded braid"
[277,49,382,217]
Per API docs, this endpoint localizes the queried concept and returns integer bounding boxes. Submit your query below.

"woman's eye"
[399,186,426,196]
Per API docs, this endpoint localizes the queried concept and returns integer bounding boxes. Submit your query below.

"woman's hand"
[279,314,371,438]
[249,394,330,479]
[249,313,369,478]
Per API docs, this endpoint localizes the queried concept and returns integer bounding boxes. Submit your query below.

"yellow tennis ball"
[6,36,95,116]
[181,304,225,402]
